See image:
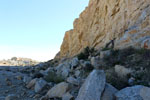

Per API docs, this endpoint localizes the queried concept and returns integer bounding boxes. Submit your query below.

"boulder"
[70,57,79,70]
[76,70,106,100]
[46,82,69,98]
[23,76,32,84]
[67,76,79,86]
[101,83,118,100]
[115,85,150,100]
[62,92,74,100]
[26,78,38,89]
[55,63,70,78]
[34,79,47,93]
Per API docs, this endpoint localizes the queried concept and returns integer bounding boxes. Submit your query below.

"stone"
[90,56,101,69]
[46,82,69,98]
[23,76,32,84]
[62,92,74,100]
[55,63,70,78]
[128,77,135,86]
[67,76,79,85]
[115,85,150,100]
[70,57,79,69]
[59,0,150,58]
[76,70,106,100]
[115,65,132,78]
[5,94,18,100]
[101,83,118,100]
[75,70,81,77]
[26,78,38,89]
[15,76,22,80]
[34,79,47,93]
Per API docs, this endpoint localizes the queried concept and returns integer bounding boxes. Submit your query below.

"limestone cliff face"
[60,0,150,58]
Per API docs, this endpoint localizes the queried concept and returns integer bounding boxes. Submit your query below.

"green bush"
[44,71,64,83]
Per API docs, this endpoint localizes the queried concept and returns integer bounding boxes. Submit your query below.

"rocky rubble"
[1,47,150,100]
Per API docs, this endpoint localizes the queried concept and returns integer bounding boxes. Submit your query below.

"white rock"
[115,85,150,100]
[46,82,69,98]
[76,70,106,100]
[62,92,73,100]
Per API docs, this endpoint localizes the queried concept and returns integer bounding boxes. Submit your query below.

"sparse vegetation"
[101,47,150,88]
[77,47,96,60]
[44,71,65,83]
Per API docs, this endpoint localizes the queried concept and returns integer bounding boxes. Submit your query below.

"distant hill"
[0,57,39,66]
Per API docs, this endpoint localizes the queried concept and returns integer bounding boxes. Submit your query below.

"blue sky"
[0,0,89,61]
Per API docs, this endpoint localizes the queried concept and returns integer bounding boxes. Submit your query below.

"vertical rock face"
[60,0,150,58]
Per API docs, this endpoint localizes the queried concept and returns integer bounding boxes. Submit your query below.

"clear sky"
[0,0,89,61]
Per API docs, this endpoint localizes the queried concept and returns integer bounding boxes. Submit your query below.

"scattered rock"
[46,82,69,98]
[115,85,150,100]
[76,70,106,100]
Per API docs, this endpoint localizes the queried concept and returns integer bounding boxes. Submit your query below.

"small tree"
[11,57,17,61]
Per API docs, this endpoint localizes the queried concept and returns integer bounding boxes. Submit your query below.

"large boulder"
[115,85,150,100]
[76,70,106,100]
[46,82,69,98]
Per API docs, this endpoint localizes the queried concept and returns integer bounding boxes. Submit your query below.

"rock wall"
[60,0,150,58]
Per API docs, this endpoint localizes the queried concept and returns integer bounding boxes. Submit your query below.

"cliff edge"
[59,0,150,58]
